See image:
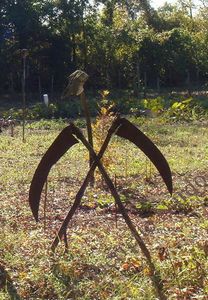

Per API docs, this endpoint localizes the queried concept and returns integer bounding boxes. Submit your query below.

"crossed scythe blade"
[29,126,79,222]
[29,117,172,300]
[29,117,172,240]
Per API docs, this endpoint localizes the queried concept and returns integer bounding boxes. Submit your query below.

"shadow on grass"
[0,263,21,300]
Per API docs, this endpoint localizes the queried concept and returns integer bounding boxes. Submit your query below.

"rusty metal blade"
[29,125,79,221]
[115,118,173,195]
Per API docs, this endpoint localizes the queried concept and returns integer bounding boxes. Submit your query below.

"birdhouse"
[62,70,89,98]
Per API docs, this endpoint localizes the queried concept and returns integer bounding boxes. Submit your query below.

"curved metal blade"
[29,125,79,221]
[115,118,173,195]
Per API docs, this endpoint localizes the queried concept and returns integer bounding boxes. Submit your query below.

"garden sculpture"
[29,70,173,300]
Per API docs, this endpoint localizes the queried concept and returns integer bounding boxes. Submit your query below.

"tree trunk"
[51,75,54,102]
[38,76,42,102]
[196,68,199,89]
[157,76,160,93]
[144,71,147,97]
[136,55,141,97]
[118,68,121,89]
[9,73,15,96]
[185,69,191,96]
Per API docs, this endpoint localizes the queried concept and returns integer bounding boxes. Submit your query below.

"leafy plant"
[136,201,154,216]
[141,97,165,115]
[27,119,66,130]
[163,195,202,214]
[165,98,205,122]
[92,91,117,183]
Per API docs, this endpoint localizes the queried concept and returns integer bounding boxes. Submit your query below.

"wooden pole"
[80,91,94,184]
[61,70,94,184]
[21,49,28,143]
[51,118,120,252]
[67,124,167,300]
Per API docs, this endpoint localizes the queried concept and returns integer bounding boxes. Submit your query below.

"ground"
[0,118,207,299]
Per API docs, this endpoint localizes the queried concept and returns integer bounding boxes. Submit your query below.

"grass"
[0,118,208,299]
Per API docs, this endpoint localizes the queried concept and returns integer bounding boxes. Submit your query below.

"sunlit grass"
[0,118,207,299]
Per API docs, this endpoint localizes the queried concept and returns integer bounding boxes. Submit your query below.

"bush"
[164,98,206,122]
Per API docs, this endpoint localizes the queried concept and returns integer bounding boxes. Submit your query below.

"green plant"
[141,97,165,115]
[92,92,116,183]
[165,98,205,122]
[97,194,114,208]
[136,201,154,215]
[27,119,66,130]
[163,195,201,214]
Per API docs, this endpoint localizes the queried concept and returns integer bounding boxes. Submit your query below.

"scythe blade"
[29,125,79,221]
[115,118,173,195]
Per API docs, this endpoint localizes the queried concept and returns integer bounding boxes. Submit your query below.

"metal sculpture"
[29,71,173,300]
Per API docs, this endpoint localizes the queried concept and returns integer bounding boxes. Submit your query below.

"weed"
[136,201,155,216]
[164,97,206,122]
[92,91,117,185]
[141,97,165,115]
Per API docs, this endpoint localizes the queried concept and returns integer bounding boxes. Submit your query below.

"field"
[0,118,208,300]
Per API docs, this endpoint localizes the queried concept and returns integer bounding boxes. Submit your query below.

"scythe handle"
[51,117,122,252]
[69,122,167,300]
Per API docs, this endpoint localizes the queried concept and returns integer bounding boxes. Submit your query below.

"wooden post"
[10,122,14,137]
[21,49,28,143]
[61,70,94,185]
[80,91,94,175]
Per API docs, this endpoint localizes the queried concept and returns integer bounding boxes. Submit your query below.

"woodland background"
[0,0,208,99]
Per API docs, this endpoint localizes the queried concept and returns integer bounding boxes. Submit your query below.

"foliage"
[1,93,207,125]
[26,118,67,130]
[129,95,207,122]
[92,90,117,183]
[2,100,89,120]
[162,195,203,214]
[141,97,165,114]
[164,97,206,122]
